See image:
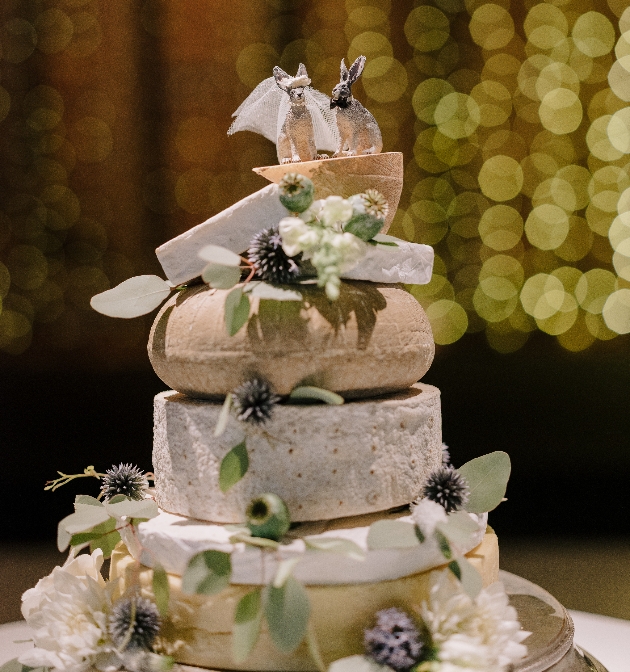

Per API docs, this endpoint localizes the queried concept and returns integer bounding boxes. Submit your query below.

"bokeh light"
[1,0,630,358]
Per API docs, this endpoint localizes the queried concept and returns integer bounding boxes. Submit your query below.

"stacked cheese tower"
[110,154,500,671]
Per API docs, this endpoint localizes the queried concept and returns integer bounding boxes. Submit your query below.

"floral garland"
[5,449,528,672]
[89,173,402,335]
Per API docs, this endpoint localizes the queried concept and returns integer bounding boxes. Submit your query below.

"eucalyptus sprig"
[45,465,103,492]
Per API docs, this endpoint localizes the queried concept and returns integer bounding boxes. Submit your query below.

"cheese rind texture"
[110,531,499,671]
[153,384,442,523]
[343,240,434,285]
[156,184,287,286]
[134,508,487,584]
[148,283,435,398]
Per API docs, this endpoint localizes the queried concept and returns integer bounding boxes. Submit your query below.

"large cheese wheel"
[153,384,442,523]
[148,282,434,399]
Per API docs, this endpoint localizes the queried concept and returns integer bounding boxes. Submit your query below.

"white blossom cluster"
[19,549,168,672]
[279,195,369,300]
[419,572,530,672]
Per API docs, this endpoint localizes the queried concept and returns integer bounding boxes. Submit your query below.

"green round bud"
[246,493,291,541]
[278,173,314,213]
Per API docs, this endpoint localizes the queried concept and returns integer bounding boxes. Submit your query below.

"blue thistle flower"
[364,607,423,670]
[423,465,469,513]
[101,463,149,501]
[248,225,301,284]
[232,378,280,425]
[109,596,160,651]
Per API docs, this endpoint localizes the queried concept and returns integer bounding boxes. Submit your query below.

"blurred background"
[1,0,629,624]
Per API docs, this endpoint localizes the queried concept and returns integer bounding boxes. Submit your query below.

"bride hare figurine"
[274,64,320,164]
[331,56,382,157]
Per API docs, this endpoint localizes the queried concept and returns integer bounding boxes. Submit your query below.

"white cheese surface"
[136,509,487,586]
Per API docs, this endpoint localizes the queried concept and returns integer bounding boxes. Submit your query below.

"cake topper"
[228,63,338,164]
[331,56,383,157]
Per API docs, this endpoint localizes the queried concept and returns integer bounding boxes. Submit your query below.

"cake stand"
[502,571,608,672]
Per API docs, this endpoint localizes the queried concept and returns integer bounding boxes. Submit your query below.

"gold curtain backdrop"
[1,0,630,363]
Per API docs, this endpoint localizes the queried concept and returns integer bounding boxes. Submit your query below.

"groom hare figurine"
[330,56,382,157]
[274,64,319,164]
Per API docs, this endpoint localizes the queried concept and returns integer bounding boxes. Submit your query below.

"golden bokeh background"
[2,0,630,360]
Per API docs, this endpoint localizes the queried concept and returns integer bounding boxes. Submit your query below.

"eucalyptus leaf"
[219,440,249,493]
[289,386,344,405]
[153,563,170,617]
[306,624,327,672]
[366,520,421,550]
[273,557,300,588]
[70,517,117,546]
[229,532,280,549]
[435,530,452,560]
[458,451,511,513]
[58,507,111,550]
[265,575,310,653]
[198,245,242,267]
[75,494,103,507]
[0,660,35,672]
[182,550,232,595]
[90,275,172,318]
[105,497,158,521]
[304,537,365,562]
[225,287,250,336]
[344,213,384,241]
[328,655,390,672]
[372,234,400,244]
[436,512,480,547]
[248,282,302,301]
[233,588,263,663]
[91,528,121,559]
[451,555,483,598]
[214,393,232,437]
[202,262,241,289]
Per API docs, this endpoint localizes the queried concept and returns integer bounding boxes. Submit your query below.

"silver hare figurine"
[331,56,382,157]
[274,64,319,164]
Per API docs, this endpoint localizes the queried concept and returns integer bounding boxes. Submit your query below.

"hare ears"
[340,56,366,84]
[273,63,311,91]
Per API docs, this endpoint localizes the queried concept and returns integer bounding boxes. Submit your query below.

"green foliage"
[233,589,263,663]
[229,532,280,549]
[198,245,242,267]
[90,275,172,318]
[458,452,511,513]
[456,555,483,598]
[202,263,241,289]
[219,440,249,493]
[289,386,344,405]
[214,393,233,437]
[182,550,232,595]
[225,287,251,336]
[435,530,452,559]
[344,213,384,241]
[246,282,302,301]
[57,500,110,551]
[105,497,158,520]
[264,575,310,653]
[304,537,365,561]
[152,563,170,618]
[366,520,422,550]
[0,660,45,672]
[436,511,481,547]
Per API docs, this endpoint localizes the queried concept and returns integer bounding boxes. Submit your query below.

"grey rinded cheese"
[152,383,442,523]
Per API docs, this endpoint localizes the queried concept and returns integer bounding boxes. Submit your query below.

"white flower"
[411,498,448,537]
[320,195,353,230]
[19,549,121,672]
[421,571,529,672]
[278,216,317,257]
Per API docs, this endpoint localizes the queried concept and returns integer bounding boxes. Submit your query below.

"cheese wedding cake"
[16,57,529,672]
